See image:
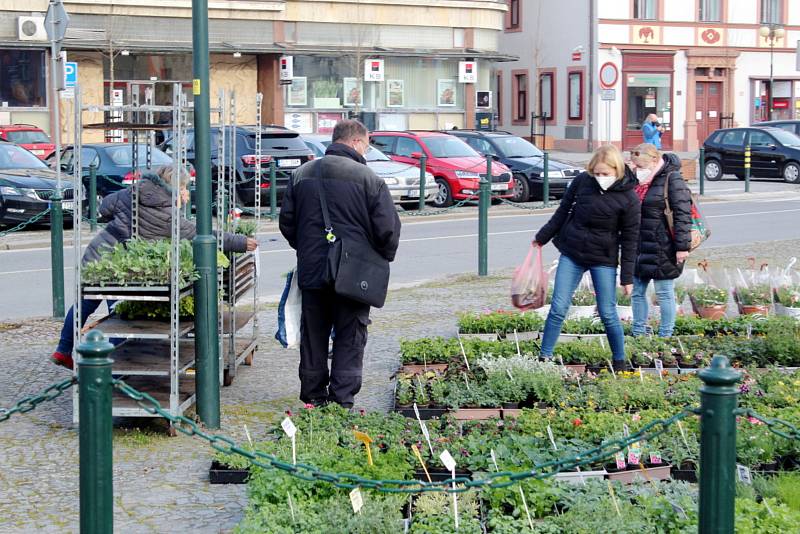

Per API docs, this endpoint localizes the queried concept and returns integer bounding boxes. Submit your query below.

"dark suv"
[702,126,800,183]
[754,120,800,136]
[446,130,583,202]
[161,125,313,205]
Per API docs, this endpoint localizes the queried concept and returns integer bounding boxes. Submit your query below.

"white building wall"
[727,0,757,24]
[663,0,695,22]
[728,28,756,48]
[598,0,629,20]
[789,0,800,25]
[672,51,688,142]
[598,24,629,44]
[663,26,695,47]
[733,51,799,126]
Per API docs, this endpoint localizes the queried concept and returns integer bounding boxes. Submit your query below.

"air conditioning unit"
[18,16,47,42]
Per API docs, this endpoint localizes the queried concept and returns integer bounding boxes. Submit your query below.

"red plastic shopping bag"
[511,244,548,310]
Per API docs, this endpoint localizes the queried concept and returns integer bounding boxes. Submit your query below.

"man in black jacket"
[280,120,401,408]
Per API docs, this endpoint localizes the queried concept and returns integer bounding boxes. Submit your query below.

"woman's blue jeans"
[56,299,115,354]
[632,276,676,337]
[540,254,626,361]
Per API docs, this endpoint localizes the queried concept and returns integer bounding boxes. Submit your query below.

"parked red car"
[369,131,513,207]
[0,124,55,160]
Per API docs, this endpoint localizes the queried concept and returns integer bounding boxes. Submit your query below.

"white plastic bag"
[275,269,302,349]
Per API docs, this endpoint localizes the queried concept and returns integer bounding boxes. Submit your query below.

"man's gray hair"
[332,119,368,143]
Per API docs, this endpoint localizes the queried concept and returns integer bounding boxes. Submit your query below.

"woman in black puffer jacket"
[51,166,257,369]
[629,144,693,337]
[534,145,641,371]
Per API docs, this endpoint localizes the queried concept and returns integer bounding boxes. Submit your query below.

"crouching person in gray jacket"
[51,166,257,369]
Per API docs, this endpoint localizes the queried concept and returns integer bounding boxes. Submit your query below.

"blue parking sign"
[64,62,77,88]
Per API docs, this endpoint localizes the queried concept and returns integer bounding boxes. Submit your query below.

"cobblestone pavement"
[1,239,797,532]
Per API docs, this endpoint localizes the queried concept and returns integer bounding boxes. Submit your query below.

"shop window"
[568,71,583,121]
[506,0,520,31]
[539,72,554,121]
[512,70,528,124]
[625,73,670,130]
[698,0,721,22]
[760,0,781,24]
[634,0,657,20]
[0,49,47,108]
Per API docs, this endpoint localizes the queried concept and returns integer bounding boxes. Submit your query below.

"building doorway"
[695,81,722,146]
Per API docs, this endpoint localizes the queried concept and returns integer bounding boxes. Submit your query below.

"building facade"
[497,0,800,152]
[0,0,510,142]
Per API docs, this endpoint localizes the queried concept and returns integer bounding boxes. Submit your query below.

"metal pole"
[192,0,220,428]
[88,164,97,232]
[699,147,705,196]
[49,10,65,319]
[77,329,114,534]
[418,155,427,211]
[269,160,277,220]
[697,355,741,534]
[478,156,490,277]
[542,151,550,208]
[744,145,751,193]
[769,38,774,121]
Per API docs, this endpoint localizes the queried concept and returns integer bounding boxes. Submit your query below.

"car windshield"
[423,137,479,158]
[319,140,390,162]
[6,130,51,144]
[494,136,543,158]
[0,143,49,169]
[104,145,172,167]
[771,129,800,147]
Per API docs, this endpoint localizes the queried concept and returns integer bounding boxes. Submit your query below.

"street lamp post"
[759,24,785,121]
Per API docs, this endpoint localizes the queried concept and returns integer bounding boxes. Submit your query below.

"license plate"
[62,201,74,211]
[278,158,301,168]
[406,190,420,198]
[491,183,509,191]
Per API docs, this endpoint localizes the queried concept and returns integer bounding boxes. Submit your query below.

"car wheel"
[433,178,453,208]
[704,159,723,181]
[783,162,800,184]
[510,174,530,203]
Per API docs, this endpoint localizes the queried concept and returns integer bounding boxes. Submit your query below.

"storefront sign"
[317,112,343,134]
[600,89,616,101]
[284,112,313,134]
[458,61,477,83]
[279,56,294,81]
[364,59,384,82]
[773,99,789,109]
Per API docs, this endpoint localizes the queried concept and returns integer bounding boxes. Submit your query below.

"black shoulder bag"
[314,159,390,308]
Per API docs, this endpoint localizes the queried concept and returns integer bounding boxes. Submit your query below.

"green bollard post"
[88,165,98,232]
[542,152,550,208]
[50,192,65,319]
[418,155,427,211]
[697,355,742,534]
[77,330,115,534]
[269,160,277,220]
[744,145,751,193]
[699,147,705,196]
[478,156,490,277]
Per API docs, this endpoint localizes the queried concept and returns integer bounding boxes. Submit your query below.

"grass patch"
[113,426,170,448]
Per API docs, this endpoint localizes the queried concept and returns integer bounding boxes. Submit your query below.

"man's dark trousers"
[299,286,371,408]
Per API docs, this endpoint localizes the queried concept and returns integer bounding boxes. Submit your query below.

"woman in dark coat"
[533,145,641,371]
[629,143,693,337]
[51,166,257,369]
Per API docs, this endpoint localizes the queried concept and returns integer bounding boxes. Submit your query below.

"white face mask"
[636,168,653,183]
[595,175,617,190]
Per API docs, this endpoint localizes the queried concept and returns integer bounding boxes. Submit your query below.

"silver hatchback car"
[303,134,437,208]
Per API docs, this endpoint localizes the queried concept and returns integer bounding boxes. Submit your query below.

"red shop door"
[696,81,722,146]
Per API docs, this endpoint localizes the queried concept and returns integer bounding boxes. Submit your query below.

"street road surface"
[1,196,799,321]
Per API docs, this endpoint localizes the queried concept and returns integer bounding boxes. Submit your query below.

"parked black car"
[754,120,800,136]
[160,125,314,206]
[445,130,584,202]
[0,141,76,226]
[702,126,800,183]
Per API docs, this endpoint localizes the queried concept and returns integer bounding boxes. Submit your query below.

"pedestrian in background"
[629,143,692,337]
[279,119,401,409]
[642,113,664,149]
[533,145,640,371]
[51,166,256,369]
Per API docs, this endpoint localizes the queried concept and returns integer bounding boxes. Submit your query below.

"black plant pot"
[414,467,472,483]
[209,460,250,484]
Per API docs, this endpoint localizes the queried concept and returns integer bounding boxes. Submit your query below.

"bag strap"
[313,159,337,244]
[663,171,678,234]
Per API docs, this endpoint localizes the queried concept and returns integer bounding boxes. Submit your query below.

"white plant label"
[638,366,644,383]
[457,336,471,372]
[519,487,534,529]
[413,402,421,420]
[440,450,457,472]
[506,369,515,381]
[623,423,630,437]
[463,372,471,391]
[677,420,691,449]
[490,449,499,472]
[287,492,296,522]
[420,422,433,456]
[746,324,752,339]
[244,424,253,447]
[737,464,752,484]
[547,425,558,451]
[349,487,364,514]
[558,355,565,368]
[576,374,583,395]
[607,360,617,378]
[281,417,297,438]
[649,452,662,465]
[514,329,521,357]
[615,451,626,470]
[654,358,664,381]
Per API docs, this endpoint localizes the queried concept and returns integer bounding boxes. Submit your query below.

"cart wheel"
[223,369,234,387]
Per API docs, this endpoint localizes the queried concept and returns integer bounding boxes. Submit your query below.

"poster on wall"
[386,80,404,107]
[317,112,344,134]
[288,77,307,106]
[437,79,456,107]
[476,91,492,109]
[284,112,313,134]
[343,78,363,107]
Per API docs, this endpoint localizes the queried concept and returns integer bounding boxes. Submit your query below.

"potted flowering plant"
[689,286,728,319]
[735,283,772,316]
[775,284,800,319]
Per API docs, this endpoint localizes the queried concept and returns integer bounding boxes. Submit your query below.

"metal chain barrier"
[496,198,550,212]
[113,377,696,493]
[402,195,480,217]
[0,208,53,238]
[735,408,800,442]
[0,377,76,423]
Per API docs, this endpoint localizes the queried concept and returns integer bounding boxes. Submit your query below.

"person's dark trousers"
[299,286,371,408]
[56,299,116,354]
